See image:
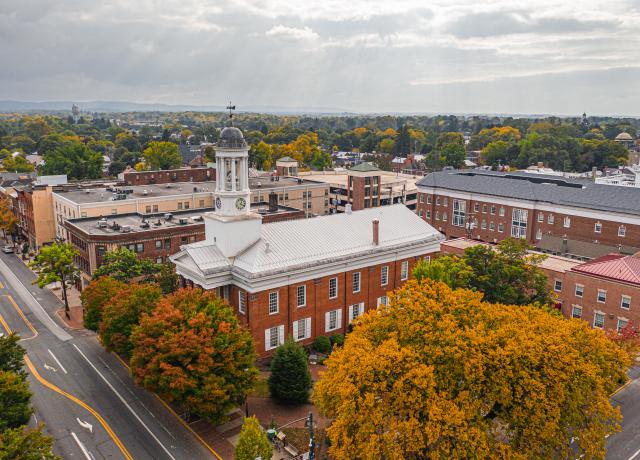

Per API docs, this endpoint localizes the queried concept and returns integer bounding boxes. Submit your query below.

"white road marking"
[77,417,93,433]
[48,349,67,374]
[71,432,92,460]
[629,447,640,460]
[43,363,57,372]
[73,344,177,460]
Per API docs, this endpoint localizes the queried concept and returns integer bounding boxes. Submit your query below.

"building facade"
[171,127,443,356]
[119,167,216,186]
[417,170,640,260]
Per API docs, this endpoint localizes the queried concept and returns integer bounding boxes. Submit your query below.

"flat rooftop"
[54,176,327,205]
[66,203,305,236]
[300,171,419,192]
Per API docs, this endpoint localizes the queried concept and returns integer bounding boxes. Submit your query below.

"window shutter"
[278,325,285,345]
[292,320,299,341]
[325,311,331,332]
[337,309,342,329]
[305,318,311,339]
[348,305,354,323]
[264,329,271,351]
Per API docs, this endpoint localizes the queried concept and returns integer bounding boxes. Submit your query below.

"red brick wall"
[123,168,215,186]
[417,191,640,248]
[240,254,432,356]
[348,175,381,211]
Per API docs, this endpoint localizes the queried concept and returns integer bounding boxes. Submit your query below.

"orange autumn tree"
[130,288,258,424]
[314,280,629,460]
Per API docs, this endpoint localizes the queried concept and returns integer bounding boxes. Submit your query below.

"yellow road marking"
[112,352,222,460]
[4,295,37,338]
[1,313,132,460]
[0,281,5,289]
[25,355,133,460]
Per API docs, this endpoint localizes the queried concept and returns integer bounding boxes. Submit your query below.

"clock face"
[235,197,246,210]
[215,197,222,209]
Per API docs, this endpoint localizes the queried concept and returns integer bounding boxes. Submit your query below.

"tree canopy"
[268,338,312,404]
[80,276,127,331]
[0,334,26,377]
[0,425,59,460]
[93,247,161,282]
[41,142,103,179]
[30,242,79,315]
[235,416,273,460]
[143,141,182,170]
[314,280,630,460]
[130,288,257,424]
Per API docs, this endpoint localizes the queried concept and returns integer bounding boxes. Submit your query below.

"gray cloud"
[0,0,638,115]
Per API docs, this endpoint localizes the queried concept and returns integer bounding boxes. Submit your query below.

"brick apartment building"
[441,238,639,334]
[118,166,215,186]
[171,126,443,356]
[301,163,420,213]
[417,170,640,260]
[65,198,305,287]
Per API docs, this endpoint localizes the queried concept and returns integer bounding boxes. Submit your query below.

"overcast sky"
[1,0,639,115]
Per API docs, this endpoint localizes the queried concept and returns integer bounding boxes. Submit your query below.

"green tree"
[130,288,257,424]
[80,276,127,331]
[0,334,26,377]
[41,142,103,179]
[156,263,178,295]
[2,155,35,173]
[30,242,79,318]
[481,140,518,167]
[0,425,59,460]
[203,145,215,163]
[235,416,273,460]
[394,124,411,157]
[0,371,32,431]
[93,247,161,282]
[413,256,472,289]
[436,132,464,151]
[143,141,182,170]
[464,238,552,306]
[99,283,161,358]
[250,141,273,170]
[441,143,465,168]
[314,281,629,460]
[268,338,312,404]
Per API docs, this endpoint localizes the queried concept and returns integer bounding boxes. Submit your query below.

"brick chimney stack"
[372,219,379,246]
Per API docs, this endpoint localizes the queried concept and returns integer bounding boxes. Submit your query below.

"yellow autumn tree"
[314,280,629,460]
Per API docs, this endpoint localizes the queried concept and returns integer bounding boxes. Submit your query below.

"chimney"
[268,191,278,212]
[372,219,379,246]
[592,166,598,181]
[345,203,352,214]
[537,161,544,169]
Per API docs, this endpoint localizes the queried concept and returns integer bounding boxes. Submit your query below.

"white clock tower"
[203,125,262,258]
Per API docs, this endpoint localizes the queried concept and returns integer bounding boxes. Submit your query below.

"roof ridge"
[621,257,640,283]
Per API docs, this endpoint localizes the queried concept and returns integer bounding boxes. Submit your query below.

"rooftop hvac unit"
[142,189,148,195]
[178,217,189,225]
[121,225,132,233]
[85,189,91,194]
[97,219,108,228]
[191,215,203,221]
[164,213,173,221]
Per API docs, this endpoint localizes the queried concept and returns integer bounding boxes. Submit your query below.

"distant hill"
[0,100,352,114]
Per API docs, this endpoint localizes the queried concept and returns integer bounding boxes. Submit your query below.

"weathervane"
[226,101,236,125]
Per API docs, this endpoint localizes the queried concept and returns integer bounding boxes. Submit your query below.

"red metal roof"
[572,253,640,285]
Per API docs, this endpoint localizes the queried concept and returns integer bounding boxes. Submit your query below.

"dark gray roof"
[417,170,640,215]
[350,162,380,173]
[179,143,200,165]
[535,234,639,260]
[218,126,247,149]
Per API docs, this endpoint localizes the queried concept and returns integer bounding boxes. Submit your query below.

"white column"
[231,159,237,191]
[241,158,248,190]
[217,157,225,192]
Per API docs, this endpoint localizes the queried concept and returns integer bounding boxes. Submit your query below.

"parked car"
[2,245,14,254]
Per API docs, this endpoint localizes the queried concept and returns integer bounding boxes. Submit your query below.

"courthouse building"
[171,126,443,355]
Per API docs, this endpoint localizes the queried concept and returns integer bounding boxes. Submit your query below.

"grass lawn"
[250,376,270,397]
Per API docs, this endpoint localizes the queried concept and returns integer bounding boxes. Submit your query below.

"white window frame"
[265,325,285,351]
[499,207,505,217]
[597,289,607,303]
[571,305,582,318]
[511,208,528,239]
[400,261,409,281]
[617,318,628,332]
[535,229,542,240]
[593,311,605,329]
[554,279,562,292]
[619,225,626,237]
[621,295,631,310]
[538,213,544,222]
[452,199,466,227]
[348,302,363,323]
[325,309,342,332]
[296,285,306,307]
[293,317,311,342]
[352,272,361,293]
[268,291,279,314]
[575,284,584,298]
[498,223,504,233]
[594,222,602,233]
[377,296,388,307]
[238,291,246,315]
[329,277,338,299]
[381,266,389,286]
[548,214,555,224]
[563,216,571,228]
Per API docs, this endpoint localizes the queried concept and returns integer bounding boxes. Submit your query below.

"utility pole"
[308,412,315,460]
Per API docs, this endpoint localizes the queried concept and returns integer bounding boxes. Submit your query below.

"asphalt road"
[607,366,640,460]
[0,251,216,460]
